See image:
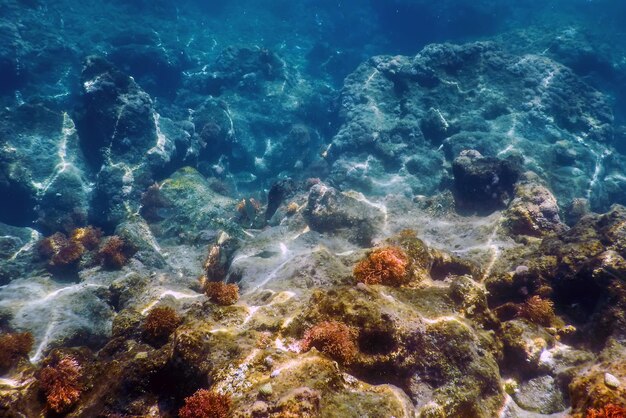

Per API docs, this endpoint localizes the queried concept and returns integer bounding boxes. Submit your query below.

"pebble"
[605,373,621,389]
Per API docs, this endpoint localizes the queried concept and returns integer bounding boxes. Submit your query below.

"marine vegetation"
[586,403,626,418]
[301,320,359,364]
[143,306,181,342]
[38,231,85,270]
[517,295,557,327]
[204,281,240,306]
[70,226,102,250]
[353,246,409,286]
[39,355,83,414]
[178,389,232,418]
[97,235,133,269]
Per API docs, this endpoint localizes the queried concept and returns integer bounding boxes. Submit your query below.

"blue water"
[1,1,626,416]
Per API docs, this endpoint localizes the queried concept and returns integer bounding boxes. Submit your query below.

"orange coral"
[353,246,409,286]
[518,295,556,326]
[178,389,232,418]
[98,236,131,269]
[144,306,181,341]
[301,321,359,363]
[586,404,626,418]
[204,281,239,306]
[70,226,102,250]
[40,355,82,414]
[0,332,33,371]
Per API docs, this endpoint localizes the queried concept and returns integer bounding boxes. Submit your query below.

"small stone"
[264,356,274,367]
[259,383,273,397]
[605,373,621,389]
[270,369,280,378]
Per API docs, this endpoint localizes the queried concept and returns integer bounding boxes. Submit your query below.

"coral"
[143,306,181,341]
[353,246,409,286]
[204,281,239,306]
[98,235,131,269]
[178,389,232,418]
[0,332,33,371]
[301,321,359,363]
[70,226,102,250]
[39,355,82,414]
[518,295,557,327]
[586,404,626,418]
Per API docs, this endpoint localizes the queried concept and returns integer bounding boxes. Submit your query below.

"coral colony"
[1,0,626,417]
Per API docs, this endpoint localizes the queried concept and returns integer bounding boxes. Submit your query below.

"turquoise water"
[0,1,625,417]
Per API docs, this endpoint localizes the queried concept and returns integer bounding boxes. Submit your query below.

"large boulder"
[327,41,626,209]
[0,103,91,232]
[452,149,522,213]
[303,183,385,246]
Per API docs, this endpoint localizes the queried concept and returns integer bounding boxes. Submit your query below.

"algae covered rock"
[153,167,242,241]
[503,175,568,238]
[298,281,504,417]
[0,103,90,232]
[512,375,566,414]
[328,41,626,210]
[304,183,384,246]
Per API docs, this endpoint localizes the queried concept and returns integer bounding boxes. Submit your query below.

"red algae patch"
[353,246,409,286]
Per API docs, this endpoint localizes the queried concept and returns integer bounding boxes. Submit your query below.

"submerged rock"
[452,149,522,213]
[503,175,567,238]
[0,103,90,232]
[328,41,626,210]
[303,183,385,246]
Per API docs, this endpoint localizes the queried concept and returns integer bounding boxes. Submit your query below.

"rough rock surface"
[327,42,626,210]
[2,2,626,416]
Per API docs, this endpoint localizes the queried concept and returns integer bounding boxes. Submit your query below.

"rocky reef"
[1,0,626,417]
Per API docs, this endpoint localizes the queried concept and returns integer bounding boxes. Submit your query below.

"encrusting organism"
[301,321,359,364]
[178,389,232,418]
[353,246,409,286]
[39,355,83,414]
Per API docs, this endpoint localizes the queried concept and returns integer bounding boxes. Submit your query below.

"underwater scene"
[1,0,626,416]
